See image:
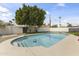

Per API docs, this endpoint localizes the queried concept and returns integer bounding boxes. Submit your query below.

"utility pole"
[49,15,51,28]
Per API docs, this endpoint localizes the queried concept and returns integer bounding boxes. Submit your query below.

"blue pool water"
[11,33,67,47]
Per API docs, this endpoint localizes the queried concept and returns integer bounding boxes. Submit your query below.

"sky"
[0,3,79,26]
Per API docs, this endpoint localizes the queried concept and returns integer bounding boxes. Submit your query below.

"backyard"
[0,3,79,56]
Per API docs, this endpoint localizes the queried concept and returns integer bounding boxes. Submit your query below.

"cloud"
[57,3,65,7]
[0,6,9,13]
[66,17,79,25]
[0,5,13,22]
[45,10,50,15]
[60,16,79,26]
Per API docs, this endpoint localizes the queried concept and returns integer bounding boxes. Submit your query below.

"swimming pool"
[11,33,67,48]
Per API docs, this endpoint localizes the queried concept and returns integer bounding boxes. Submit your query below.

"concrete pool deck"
[0,34,79,56]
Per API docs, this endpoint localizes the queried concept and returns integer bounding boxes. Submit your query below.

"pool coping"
[0,33,79,56]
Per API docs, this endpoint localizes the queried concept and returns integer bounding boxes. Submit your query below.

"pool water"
[11,33,67,47]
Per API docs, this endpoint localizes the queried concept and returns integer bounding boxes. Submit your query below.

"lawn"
[69,32,79,36]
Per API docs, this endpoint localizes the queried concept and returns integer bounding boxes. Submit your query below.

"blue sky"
[0,3,79,25]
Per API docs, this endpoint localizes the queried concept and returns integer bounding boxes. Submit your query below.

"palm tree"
[58,16,61,27]
[12,19,15,21]
[8,20,14,25]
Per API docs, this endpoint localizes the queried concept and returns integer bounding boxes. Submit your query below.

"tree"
[0,20,6,28]
[15,4,46,32]
[67,23,72,27]
[52,25,57,28]
[12,19,15,21]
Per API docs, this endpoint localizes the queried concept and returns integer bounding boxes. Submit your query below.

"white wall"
[13,27,23,34]
[38,27,50,32]
[6,26,23,34]
[69,27,79,32]
[38,27,69,32]
[1,26,78,35]
[50,28,69,32]
[0,26,23,35]
[0,28,6,35]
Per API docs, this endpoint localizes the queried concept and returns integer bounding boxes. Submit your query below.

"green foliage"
[0,20,6,28]
[52,25,58,28]
[70,32,79,36]
[67,23,72,27]
[15,4,46,27]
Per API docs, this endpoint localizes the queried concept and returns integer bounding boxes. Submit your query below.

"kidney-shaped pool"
[11,33,67,48]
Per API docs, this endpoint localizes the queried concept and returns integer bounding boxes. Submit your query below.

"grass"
[69,32,79,36]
